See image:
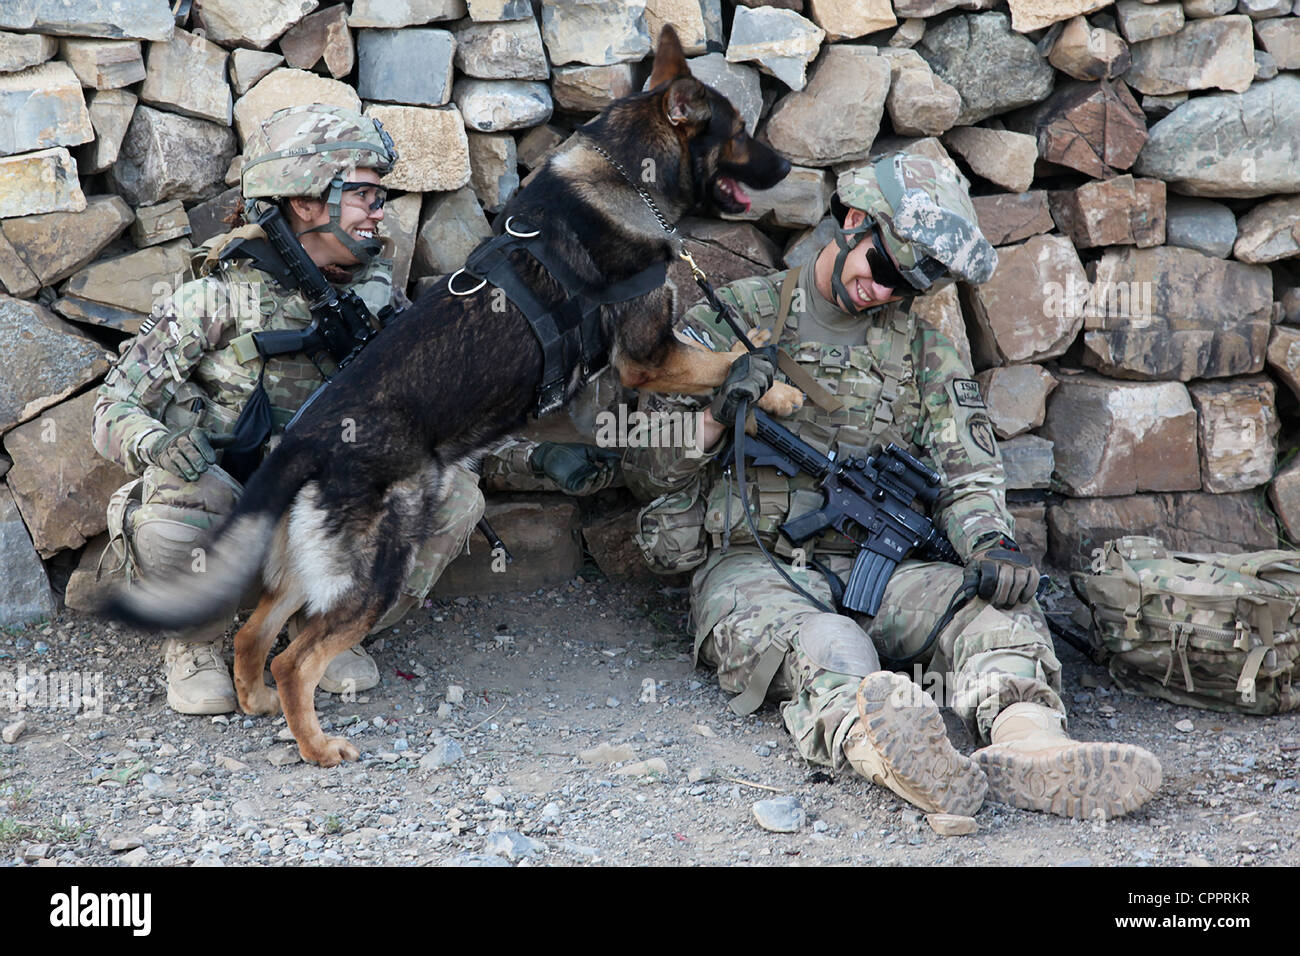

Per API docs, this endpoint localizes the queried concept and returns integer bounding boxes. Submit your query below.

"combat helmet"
[829,152,997,311]
[241,105,399,262]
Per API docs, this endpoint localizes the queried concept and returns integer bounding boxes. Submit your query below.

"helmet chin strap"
[829,223,884,316]
[295,177,384,263]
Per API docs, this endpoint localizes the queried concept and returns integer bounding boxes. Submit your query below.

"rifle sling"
[769,267,844,415]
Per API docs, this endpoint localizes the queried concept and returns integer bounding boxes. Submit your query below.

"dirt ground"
[1,569,1298,868]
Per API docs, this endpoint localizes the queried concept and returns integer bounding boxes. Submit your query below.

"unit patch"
[967,413,997,458]
[953,378,986,408]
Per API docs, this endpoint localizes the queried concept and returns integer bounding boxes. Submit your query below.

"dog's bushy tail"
[104,439,319,632]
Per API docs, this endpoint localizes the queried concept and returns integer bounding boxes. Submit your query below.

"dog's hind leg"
[233,586,303,716]
[270,606,383,767]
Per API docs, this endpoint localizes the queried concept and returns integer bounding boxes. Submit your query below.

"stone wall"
[1,0,1298,623]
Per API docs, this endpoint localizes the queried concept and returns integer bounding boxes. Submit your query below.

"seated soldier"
[622,153,1162,819]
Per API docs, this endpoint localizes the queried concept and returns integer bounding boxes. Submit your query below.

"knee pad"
[796,612,880,679]
[129,504,217,578]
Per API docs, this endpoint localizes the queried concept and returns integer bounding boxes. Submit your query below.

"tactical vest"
[698,268,923,558]
[171,244,394,435]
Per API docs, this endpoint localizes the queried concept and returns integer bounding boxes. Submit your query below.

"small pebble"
[483,830,546,861]
[446,685,465,704]
[1175,719,1195,733]
[266,747,301,767]
[2,719,27,744]
[752,796,805,833]
[419,737,464,770]
[22,843,50,861]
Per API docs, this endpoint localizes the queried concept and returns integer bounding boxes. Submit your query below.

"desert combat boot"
[163,637,237,715]
[973,701,1162,819]
[843,671,988,815]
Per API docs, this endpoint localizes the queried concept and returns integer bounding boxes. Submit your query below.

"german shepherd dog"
[108,27,804,766]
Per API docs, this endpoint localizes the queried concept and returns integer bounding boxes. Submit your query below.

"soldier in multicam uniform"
[625,153,1163,819]
[92,105,486,715]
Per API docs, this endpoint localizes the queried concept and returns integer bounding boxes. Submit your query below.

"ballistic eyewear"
[341,181,388,211]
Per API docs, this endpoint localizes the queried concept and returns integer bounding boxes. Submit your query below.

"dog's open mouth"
[712,175,752,214]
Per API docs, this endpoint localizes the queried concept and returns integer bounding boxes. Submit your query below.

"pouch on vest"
[219,367,274,484]
[1072,535,1300,715]
[635,480,708,574]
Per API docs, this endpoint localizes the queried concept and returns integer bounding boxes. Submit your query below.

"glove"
[529,442,621,494]
[969,541,1038,609]
[710,351,774,426]
[143,426,217,482]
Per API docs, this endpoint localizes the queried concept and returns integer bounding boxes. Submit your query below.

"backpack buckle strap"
[1123,607,1141,643]
[1175,623,1195,693]
[1236,645,1269,705]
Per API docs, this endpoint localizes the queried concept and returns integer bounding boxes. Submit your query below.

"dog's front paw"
[301,735,361,768]
[758,382,804,417]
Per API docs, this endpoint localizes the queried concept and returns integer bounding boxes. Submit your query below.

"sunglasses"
[340,181,388,211]
[863,225,913,294]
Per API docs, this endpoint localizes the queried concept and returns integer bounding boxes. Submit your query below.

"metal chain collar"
[587,139,679,240]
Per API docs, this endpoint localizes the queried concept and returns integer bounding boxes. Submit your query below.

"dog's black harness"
[448,216,666,415]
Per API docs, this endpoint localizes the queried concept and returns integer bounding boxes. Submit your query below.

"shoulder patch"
[967,413,997,458]
[953,379,986,408]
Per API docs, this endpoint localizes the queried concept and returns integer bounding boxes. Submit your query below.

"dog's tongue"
[730,179,751,209]
[724,177,751,211]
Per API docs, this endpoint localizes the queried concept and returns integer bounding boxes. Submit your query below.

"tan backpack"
[1071,536,1300,715]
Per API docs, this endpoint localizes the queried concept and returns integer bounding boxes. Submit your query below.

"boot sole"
[857,672,987,816]
[976,741,1162,820]
[166,687,236,716]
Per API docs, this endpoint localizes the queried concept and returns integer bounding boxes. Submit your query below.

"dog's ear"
[648,24,690,90]
[665,77,707,126]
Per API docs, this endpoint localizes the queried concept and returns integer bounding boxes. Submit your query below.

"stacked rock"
[1,0,1297,623]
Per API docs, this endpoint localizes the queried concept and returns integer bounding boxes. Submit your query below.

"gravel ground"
[1,572,1298,867]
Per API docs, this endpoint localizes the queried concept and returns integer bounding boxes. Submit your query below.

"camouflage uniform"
[626,266,1066,768]
[92,242,484,631]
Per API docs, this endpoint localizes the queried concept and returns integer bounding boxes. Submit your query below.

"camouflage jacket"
[92,234,400,475]
[623,266,1015,564]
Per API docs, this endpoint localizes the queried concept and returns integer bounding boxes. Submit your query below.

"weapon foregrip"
[253,328,323,357]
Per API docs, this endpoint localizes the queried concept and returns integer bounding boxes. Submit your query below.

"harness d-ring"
[505,216,540,238]
[447,268,487,296]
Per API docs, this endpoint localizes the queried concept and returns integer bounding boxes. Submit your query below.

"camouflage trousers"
[689,548,1066,769]
[105,463,485,634]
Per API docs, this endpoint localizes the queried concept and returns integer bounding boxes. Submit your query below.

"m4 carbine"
[741,406,960,616]
[220,200,389,374]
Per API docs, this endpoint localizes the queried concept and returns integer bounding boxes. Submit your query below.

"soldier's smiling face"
[289,167,386,267]
[834,207,905,309]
